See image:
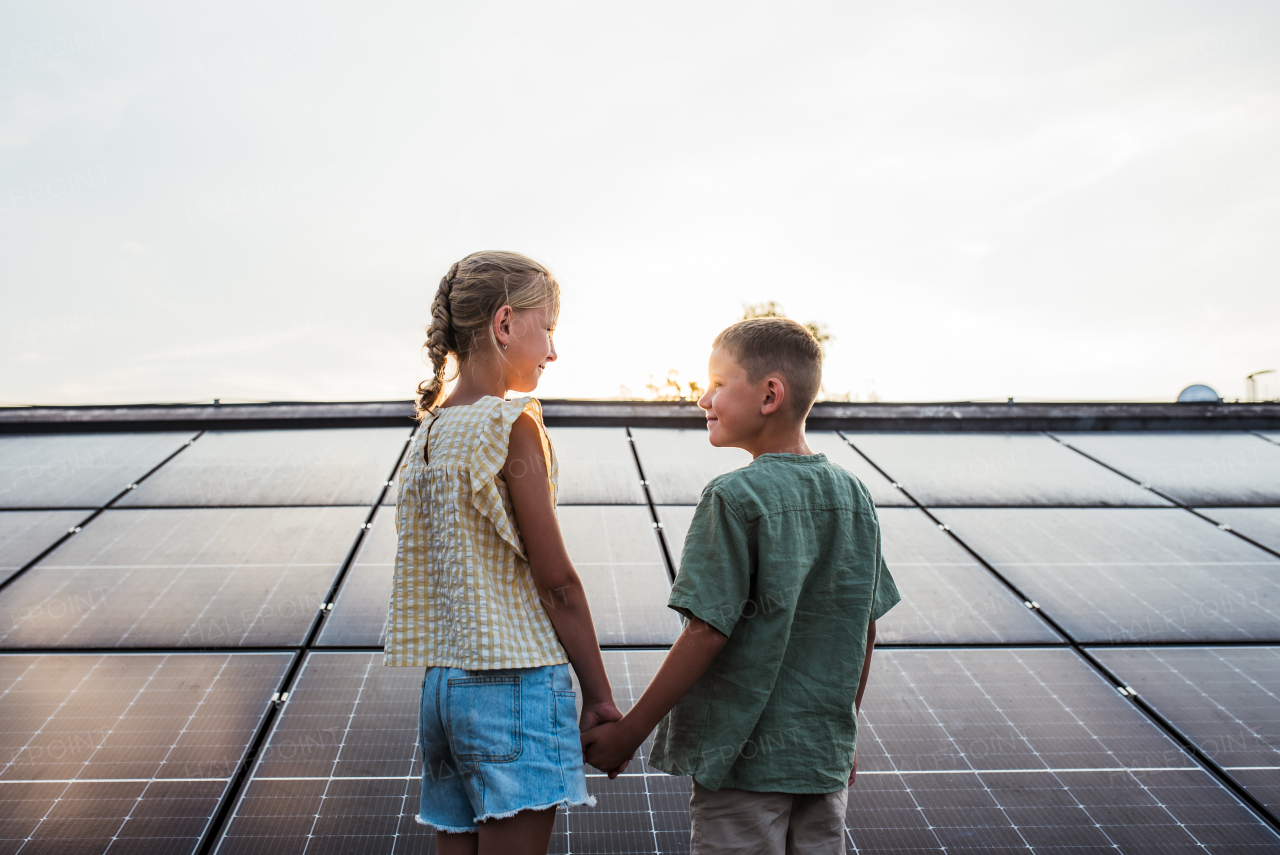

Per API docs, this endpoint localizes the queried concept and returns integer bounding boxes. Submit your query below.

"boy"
[582,317,899,854]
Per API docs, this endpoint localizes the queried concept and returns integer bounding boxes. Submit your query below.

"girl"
[386,251,626,855]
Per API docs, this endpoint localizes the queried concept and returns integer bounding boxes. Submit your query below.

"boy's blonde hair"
[713,317,824,421]
[416,251,560,417]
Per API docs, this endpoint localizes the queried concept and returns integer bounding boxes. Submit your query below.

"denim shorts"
[417,662,594,833]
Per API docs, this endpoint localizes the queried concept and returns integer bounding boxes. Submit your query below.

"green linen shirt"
[648,452,900,794]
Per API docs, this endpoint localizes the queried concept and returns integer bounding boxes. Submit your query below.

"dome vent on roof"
[1176,384,1221,403]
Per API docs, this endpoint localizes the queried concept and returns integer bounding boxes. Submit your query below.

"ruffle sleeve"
[468,396,558,559]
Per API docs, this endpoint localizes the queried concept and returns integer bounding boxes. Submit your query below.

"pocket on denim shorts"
[553,690,581,770]
[446,676,522,763]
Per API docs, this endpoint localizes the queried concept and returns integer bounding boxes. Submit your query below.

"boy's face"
[698,347,770,448]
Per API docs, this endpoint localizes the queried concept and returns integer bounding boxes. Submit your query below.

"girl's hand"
[579,697,624,732]
[581,720,637,779]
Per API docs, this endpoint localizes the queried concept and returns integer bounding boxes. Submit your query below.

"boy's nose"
[697,388,712,410]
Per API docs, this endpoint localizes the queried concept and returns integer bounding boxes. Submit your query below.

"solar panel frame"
[848,648,1280,852]
[0,432,196,510]
[629,428,751,505]
[1198,507,1280,556]
[0,507,366,649]
[937,508,1280,644]
[117,427,411,508]
[848,432,1172,507]
[808,432,912,507]
[657,505,1062,644]
[1055,431,1280,507]
[319,505,680,649]
[316,507,398,648]
[551,506,680,646]
[0,510,86,587]
[1088,646,1280,821]
[546,427,647,505]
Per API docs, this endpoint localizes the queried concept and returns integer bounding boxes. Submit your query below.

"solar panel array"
[0,423,1277,853]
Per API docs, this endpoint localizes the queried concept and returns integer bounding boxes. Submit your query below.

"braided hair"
[413,251,560,419]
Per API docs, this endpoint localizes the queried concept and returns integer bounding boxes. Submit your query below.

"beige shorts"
[689,781,848,855]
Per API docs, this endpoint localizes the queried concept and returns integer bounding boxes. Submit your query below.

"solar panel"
[848,433,1171,507]
[0,510,85,586]
[118,428,410,507]
[848,648,1279,851]
[215,650,686,854]
[0,432,195,509]
[320,506,679,648]
[809,433,912,507]
[558,506,680,645]
[547,427,646,504]
[630,428,750,504]
[1056,431,1280,506]
[317,509,397,647]
[875,509,1062,644]
[1089,646,1280,820]
[212,651,432,854]
[0,651,290,854]
[0,507,366,648]
[657,506,1059,645]
[936,508,1280,643]
[1198,507,1280,555]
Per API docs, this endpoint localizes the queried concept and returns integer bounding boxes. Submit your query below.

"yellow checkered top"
[384,396,567,669]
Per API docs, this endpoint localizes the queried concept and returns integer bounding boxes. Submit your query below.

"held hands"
[579,697,624,733]
[848,748,857,785]
[579,698,634,779]
[581,719,639,780]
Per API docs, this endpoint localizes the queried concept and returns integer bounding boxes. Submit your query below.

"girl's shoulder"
[411,395,549,469]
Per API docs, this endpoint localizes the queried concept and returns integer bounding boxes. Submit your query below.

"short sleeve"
[468,396,555,558]
[870,551,901,622]
[667,489,752,637]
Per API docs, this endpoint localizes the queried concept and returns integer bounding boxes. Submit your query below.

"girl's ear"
[492,305,513,347]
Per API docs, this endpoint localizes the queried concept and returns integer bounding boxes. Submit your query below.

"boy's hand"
[579,697,624,732]
[581,720,638,779]
[848,749,857,785]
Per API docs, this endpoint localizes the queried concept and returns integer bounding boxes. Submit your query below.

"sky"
[2,1,1278,405]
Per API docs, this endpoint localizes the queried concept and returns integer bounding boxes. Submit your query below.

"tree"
[644,369,703,402]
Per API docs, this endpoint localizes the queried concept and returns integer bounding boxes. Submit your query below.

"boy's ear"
[760,376,787,416]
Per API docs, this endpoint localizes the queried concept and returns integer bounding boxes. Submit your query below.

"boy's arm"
[849,619,877,784]
[582,616,728,777]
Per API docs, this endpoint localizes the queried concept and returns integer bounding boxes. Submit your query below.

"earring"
[502,343,508,350]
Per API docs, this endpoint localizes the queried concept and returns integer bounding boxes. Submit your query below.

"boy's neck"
[739,423,814,460]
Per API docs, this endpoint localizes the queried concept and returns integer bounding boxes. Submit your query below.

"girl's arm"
[505,413,626,736]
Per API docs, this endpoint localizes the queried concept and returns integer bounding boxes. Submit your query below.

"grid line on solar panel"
[117,427,411,508]
[1054,431,1280,507]
[0,507,367,649]
[0,432,198,510]
[846,432,1171,507]
[0,651,290,854]
[936,508,1280,644]
[1089,646,1280,821]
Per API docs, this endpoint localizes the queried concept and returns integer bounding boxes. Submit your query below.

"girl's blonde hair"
[415,251,560,418]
